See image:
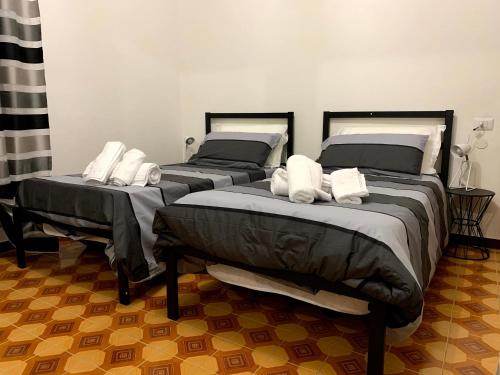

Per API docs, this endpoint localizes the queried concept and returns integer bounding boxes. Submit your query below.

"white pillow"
[336,125,446,174]
[265,133,288,167]
[212,123,288,167]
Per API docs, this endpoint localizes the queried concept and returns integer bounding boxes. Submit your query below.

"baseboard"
[450,234,500,250]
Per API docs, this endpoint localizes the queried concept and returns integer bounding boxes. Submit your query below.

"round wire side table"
[445,188,495,260]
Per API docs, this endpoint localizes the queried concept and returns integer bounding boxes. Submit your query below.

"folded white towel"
[82,160,94,179]
[330,168,369,204]
[271,168,331,197]
[286,155,332,203]
[131,163,162,187]
[110,148,147,186]
[83,142,126,184]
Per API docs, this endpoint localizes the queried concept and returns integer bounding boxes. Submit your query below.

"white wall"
[177,0,500,239]
[39,0,183,175]
[39,0,500,239]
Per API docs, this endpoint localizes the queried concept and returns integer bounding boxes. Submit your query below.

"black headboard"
[205,112,294,157]
[322,110,454,186]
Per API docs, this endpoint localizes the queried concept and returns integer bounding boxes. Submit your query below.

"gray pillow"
[319,133,429,175]
[190,132,282,167]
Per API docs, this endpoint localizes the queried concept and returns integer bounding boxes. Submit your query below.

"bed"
[153,110,454,375]
[12,111,294,305]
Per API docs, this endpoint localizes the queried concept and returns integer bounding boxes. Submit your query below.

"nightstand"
[445,188,495,260]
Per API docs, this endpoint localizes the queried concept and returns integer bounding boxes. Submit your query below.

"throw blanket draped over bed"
[152,171,448,335]
[16,163,273,282]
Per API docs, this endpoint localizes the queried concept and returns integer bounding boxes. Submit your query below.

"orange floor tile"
[0,243,499,374]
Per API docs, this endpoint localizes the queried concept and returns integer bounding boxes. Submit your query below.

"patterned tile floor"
[0,242,499,374]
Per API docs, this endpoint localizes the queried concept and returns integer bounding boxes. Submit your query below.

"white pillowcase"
[212,123,288,167]
[335,125,446,174]
[265,133,288,167]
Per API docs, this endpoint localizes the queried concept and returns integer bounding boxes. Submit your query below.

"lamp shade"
[451,143,472,157]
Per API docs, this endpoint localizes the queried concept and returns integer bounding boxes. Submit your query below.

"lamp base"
[448,159,475,191]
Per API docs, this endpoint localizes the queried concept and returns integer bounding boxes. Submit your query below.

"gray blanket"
[153,172,447,329]
[17,163,273,282]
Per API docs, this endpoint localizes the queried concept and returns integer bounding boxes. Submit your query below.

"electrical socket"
[473,117,494,131]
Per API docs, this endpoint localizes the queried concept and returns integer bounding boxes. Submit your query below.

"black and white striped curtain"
[0,0,51,187]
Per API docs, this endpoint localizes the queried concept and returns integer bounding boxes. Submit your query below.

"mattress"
[206,263,369,315]
[16,163,274,282]
[153,170,448,339]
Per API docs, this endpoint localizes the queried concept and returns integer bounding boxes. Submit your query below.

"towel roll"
[270,168,288,196]
[132,163,162,187]
[271,168,331,197]
[287,155,332,204]
[321,174,332,194]
[110,148,147,186]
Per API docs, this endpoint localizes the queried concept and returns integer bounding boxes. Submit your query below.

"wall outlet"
[473,117,494,131]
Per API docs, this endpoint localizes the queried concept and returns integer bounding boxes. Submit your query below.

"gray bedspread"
[17,163,273,282]
[152,171,448,329]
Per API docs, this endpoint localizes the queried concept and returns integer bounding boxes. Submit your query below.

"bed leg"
[117,262,130,305]
[367,301,386,375]
[166,249,179,320]
[12,208,26,269]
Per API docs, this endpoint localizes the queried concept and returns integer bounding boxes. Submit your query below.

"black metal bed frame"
[165,247,387,374]
[323,110,454,187]
[165,110,454,375]
[206,111,294,159]
[12,112,295,305]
